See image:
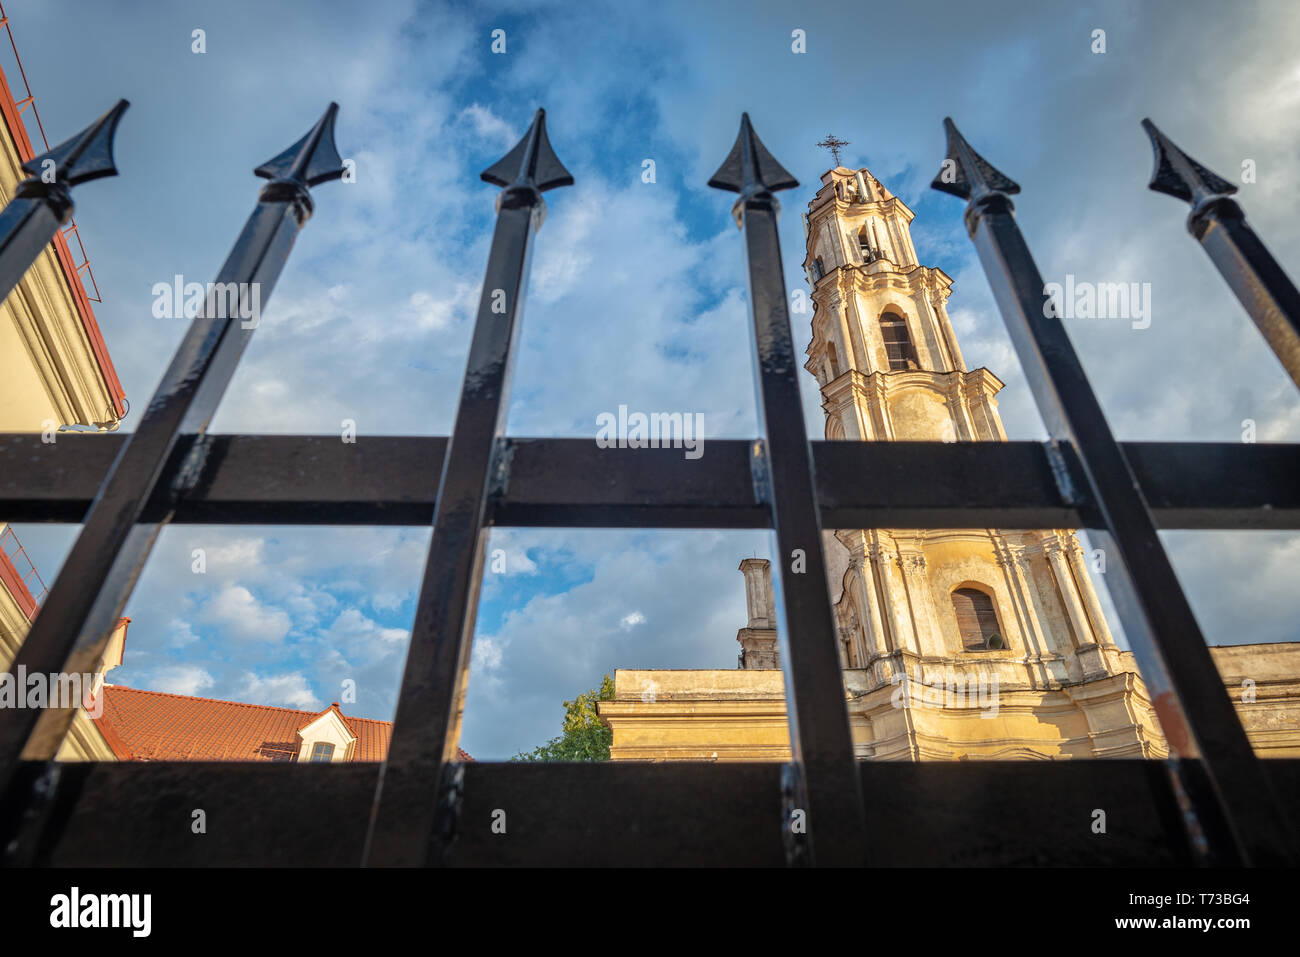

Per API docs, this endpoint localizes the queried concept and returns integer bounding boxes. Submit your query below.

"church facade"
[599,164,1300,762]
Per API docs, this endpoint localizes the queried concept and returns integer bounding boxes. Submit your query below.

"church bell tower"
[733,159,1144,760]
[801,165,1005,444]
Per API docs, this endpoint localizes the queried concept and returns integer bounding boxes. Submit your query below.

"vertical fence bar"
[708,114,868,867]
[0,100,126,308]
[932,117,1297,866]
[1142,119,1300,391]
[363,109,573,867]
[0,105,346,859]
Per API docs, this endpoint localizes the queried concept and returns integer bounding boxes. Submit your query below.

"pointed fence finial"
[709,113,799,196]
[21,99,129,187]
[1,100,129,308]
[254,102,346,186]
[480,108,574,193]
[930,117,1020,202]
[1141,118,1237,207]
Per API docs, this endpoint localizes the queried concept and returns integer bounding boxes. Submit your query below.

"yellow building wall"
[601,647,1300,762]
[0,61,123,431]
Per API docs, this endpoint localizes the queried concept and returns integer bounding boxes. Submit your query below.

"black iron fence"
[0,102,1296,867]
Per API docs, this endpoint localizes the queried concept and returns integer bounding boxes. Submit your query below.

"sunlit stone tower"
[798,166,1125,695]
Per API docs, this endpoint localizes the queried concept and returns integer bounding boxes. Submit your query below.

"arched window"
[857,226,875,263]
[826,341,840,378]
[880,309,919,371]
[952,587,1003,651]
[811,257,825,282]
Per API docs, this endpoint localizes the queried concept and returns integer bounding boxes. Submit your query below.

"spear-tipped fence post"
[1142,119,1300,391]
[0,99,128,304]
[932,117,1297,866]
[0,103,346,863]
[709,113,869,867]
[363,108,572,867]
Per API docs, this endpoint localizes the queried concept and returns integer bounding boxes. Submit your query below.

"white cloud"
[201,585,293,642]
[147,665,215,698]
[494,546,538,577]
[236,671,321,711]
[472,636,504,672]
[166,618,200,648]
[459,103,517,148]
[325,607,408,649]
[404,284,476,333]
[204,537,266,568]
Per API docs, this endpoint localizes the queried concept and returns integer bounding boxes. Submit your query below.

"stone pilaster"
[869,541,913,656]
[897,550,946,658]
[994,542,1048,659]
[1066,536,1117,647]
[1043,538,1094,648]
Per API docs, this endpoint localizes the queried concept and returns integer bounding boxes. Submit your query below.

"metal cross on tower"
[816,134,849,166]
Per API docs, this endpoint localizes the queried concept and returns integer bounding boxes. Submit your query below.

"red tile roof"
[95,686,472,763]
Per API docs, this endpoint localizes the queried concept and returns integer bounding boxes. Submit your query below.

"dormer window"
[310,742,335,763]
[295,703,358,763]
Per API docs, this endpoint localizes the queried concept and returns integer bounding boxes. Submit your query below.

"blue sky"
[6,0,1300,757]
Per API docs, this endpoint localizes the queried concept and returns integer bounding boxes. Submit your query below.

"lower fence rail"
[28,758,1297,867]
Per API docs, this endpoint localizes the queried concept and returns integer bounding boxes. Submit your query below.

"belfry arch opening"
[950,585,1004,652]
[880,308,919,371]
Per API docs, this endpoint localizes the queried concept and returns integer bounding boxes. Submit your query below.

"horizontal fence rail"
[2,434,1297,531]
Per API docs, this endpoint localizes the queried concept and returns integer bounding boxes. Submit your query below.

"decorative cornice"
[842,366,1005,401]
[897,552,927,573]
[995,544,1032,572]
[1041,538,1069,561]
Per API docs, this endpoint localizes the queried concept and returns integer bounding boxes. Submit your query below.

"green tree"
[513,673,615,761]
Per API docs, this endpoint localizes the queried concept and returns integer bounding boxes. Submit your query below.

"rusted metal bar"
[1142,119,1300,391]
[363,109,573,867]
[0,99,125,304]
[709,113,868,866]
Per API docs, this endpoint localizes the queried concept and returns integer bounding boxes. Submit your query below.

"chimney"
[736,559,779,670]
[739,558,774,628]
